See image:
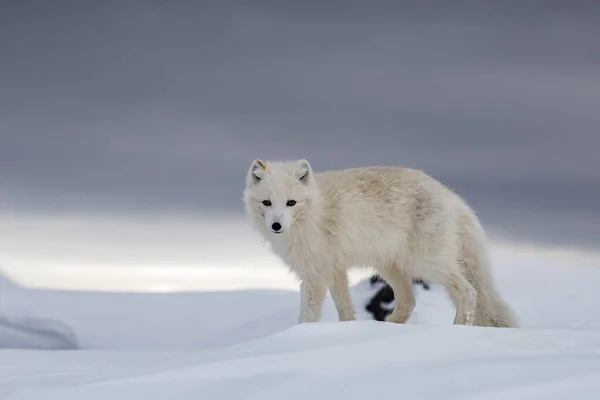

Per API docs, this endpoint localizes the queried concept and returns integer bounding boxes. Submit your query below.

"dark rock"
[365,275,430,321]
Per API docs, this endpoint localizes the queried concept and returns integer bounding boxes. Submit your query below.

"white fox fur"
[243,159,517,328]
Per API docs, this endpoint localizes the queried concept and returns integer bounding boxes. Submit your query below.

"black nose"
[271,222,282,232]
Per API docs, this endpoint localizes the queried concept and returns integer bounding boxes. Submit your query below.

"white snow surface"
[2,252,600,399]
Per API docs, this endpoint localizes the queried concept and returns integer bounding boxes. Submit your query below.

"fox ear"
[247,159,266,185]
[296,159,312,184]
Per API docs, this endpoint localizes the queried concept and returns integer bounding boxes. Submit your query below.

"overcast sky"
[1,1,599,250]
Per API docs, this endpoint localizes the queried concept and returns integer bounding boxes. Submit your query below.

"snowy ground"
[2,227,600,398]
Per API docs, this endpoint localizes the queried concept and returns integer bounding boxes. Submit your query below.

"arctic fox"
[243,159,517,328]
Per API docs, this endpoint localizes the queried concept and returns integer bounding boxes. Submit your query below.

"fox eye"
[262,200,272,206]
[286,200,297,207]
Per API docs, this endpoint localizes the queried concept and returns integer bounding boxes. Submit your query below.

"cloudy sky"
[1,1,599,252]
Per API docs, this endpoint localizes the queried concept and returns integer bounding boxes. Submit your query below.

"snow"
[0,315,77,350]
[2,241,600,399]
[4,322,600,400]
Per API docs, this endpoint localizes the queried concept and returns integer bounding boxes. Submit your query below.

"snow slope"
[2,250,600,399]
[0,315,77,350]
[3,322,600,400]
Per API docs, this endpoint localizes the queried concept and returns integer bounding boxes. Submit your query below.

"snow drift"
[2,250,600,399]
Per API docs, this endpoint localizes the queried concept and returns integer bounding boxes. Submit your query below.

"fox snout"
[266,207,291,234]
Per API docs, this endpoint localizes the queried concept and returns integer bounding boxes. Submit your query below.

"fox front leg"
[298,276,327,323]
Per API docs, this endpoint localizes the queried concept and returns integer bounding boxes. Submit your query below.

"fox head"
[243,158,318,235]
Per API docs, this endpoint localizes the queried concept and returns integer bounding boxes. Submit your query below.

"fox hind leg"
[376,264,416,324]
[436,267,477,325]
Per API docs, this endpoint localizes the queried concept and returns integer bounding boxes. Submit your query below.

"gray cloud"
[1,1,599,249]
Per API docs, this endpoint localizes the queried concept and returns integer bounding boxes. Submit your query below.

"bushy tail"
[459,214,518,328]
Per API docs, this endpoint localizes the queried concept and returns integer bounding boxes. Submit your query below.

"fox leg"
[298,275,327,323]
[376,264,416,324]
[444,271,477,325]
[328,269,356,321]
